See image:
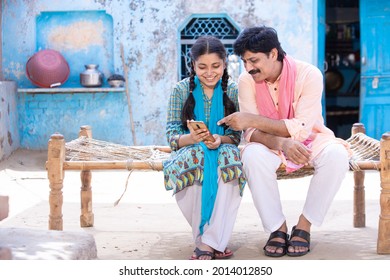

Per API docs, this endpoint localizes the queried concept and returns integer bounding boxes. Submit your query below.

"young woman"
[163,36,246,260]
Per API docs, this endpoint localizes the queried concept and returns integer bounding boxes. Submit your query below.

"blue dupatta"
[193,76,224,234]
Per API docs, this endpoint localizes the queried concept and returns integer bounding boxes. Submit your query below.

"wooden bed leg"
[352,123,366,227]
[47,133,65,230]
[79,125,94,227]
[80,170,93,227]
[79,125,92,138]
[378,132,390,254]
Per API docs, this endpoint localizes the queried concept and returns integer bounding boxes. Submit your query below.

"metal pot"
[80,64,103,87]
[325,69,344,92]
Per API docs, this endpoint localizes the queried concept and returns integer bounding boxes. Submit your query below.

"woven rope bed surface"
[347,133,380,168]
[64,133,380,180]
[65,137,170,162]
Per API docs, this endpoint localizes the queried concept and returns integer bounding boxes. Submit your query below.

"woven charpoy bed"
[46,123,390,254]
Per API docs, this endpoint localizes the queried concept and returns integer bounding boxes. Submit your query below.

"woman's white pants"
[241,143,349,233]
[175,174,242,252]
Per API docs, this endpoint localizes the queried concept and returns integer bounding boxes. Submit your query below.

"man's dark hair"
[233,26,286,61]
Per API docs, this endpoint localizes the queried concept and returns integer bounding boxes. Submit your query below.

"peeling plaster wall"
[47,21,105,51]
[2,0,317,149]
[0,81,19,160]
[35,10,114,85]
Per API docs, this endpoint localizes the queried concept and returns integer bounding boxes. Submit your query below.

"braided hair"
[180,36,236,128]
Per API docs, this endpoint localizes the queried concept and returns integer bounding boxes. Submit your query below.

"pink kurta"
[238,59,351,165]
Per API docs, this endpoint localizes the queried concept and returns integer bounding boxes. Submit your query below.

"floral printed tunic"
[163,78,246,195]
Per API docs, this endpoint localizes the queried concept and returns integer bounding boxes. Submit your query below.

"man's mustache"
[248,69,260,75]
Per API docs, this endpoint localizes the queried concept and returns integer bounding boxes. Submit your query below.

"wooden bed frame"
[46,123,390,254]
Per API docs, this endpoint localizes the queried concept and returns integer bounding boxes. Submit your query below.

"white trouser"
[241,143,349,233]
[175,175,242,252]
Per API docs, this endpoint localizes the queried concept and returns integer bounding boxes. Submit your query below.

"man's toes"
[288,245,307,253]
[266,246,283,254]
[265,246,276,253]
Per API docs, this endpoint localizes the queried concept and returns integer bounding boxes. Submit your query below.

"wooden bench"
[46,123,390,254]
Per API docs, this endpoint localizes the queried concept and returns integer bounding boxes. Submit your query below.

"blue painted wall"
[0,82,19,160]
[2,0,318,149]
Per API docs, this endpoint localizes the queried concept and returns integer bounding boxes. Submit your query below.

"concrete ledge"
[0,195,9,221]
[0,227,97,260]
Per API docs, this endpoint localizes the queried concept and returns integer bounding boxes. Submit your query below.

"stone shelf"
[17,87,125,94]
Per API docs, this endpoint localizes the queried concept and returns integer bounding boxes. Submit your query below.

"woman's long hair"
[181,36,236,128]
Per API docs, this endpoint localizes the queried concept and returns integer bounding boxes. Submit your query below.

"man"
[218,26,350,257]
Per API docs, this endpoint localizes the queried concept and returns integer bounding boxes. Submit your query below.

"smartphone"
[188,120,216,142]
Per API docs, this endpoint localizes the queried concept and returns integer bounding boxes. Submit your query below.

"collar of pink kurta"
[255,55,296,120]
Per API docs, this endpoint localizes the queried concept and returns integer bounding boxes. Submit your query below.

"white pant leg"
[241,143,285,233]
[175,173,242,252]
[302,143,349,226]
[175,183,202,242]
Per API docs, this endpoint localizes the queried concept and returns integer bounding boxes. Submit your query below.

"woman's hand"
[187,120,213,143]
[204,134,221,150]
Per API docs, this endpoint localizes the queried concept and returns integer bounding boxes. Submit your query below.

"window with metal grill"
[179,15,241,81]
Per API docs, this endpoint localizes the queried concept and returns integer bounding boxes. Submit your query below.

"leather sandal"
[263,230,289,257]
[286,225,311,257]
[190,247,215,260]
[215,248,233,259]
